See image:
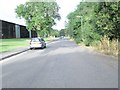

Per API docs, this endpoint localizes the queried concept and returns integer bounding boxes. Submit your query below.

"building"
[0,20,37,39]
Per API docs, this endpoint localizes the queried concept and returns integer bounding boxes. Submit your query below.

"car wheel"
[44,46,46,48]
[30,48,33,50]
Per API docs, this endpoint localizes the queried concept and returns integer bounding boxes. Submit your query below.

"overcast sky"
[0,0,81,30]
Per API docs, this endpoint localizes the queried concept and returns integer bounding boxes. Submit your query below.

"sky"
[0,0,81,30]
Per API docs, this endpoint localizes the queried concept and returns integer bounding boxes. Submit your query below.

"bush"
[95,37,118,57]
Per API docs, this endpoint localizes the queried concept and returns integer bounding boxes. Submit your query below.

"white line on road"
[0,40,60,64]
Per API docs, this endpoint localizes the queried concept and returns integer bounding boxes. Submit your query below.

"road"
[1,38,118,88]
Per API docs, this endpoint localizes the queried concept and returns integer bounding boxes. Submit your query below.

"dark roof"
[0,19,26,27]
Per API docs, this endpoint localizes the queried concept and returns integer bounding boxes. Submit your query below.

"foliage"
[59,29,65,36]
[15,2,60,37]
[95,37,118,56]
[50,29,60,37]
[95,2,120,40]
[66,2,100,45]
[66,1,119,46]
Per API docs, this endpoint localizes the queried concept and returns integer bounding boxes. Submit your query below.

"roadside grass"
[44,37,57,42]
[94,37,119,57]
[0,37,57,53]
[78,37,119,58]
[0,38,30,53]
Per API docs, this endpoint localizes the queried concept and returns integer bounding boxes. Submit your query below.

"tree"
[59,29,65,36]
[66,1,119,45]
[50,29,60,37]
[15,2,61,37]
[95,2,120,40]
[66,2,101,45]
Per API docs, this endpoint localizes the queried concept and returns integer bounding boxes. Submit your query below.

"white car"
[30,38,46,49]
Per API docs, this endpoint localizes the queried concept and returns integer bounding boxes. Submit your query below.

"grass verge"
[0,38,30,53]
[0,37,57,53]
[94,37,119,57]
[78,37,119,58]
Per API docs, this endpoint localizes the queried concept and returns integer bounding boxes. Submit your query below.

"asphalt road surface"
[1,38,118,88]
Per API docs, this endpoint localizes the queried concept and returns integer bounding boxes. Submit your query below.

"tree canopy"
[66,1,119,45]
[15,2,60,37]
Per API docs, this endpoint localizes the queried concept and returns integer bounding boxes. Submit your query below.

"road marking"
[0,51,27,64]
[0,40,60,64]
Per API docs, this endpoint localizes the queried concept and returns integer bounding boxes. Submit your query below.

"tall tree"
[15,2,60,37]
[66,2,100,45]
[95,2,120,40]
[66,1,119,45]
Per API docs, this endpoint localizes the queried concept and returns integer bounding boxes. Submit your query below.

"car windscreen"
[31,38,40,42]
